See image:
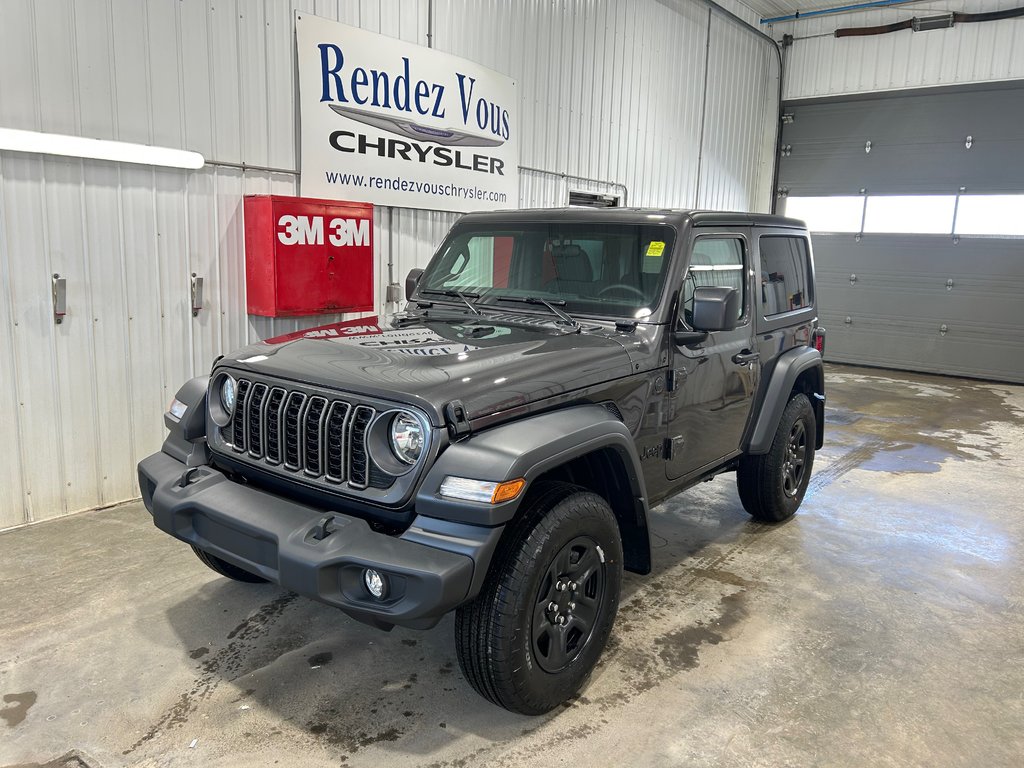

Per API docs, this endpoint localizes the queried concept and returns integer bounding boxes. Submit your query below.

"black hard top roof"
[456,207,806,229]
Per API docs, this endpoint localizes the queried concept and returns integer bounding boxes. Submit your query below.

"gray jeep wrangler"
[138,208,825,714]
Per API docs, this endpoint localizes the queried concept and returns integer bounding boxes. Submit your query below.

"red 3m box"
[244,195,374,317]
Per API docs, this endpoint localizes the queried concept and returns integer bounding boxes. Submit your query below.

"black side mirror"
[405,268,424,301]
[691,286,740,332]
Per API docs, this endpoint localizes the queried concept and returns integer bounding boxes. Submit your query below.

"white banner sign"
[296,14,519,213]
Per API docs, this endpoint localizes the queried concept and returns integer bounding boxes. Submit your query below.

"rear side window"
[759,236,811,316]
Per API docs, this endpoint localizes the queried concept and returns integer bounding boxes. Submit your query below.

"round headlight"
[390,412,424,465]
[220,375,236,413]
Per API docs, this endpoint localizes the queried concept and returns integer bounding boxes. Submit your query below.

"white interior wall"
[0,0,779,528]
[775,0,1024,100]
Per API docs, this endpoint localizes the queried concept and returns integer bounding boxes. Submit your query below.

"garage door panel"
[819,313,1024,383]
[784,91,1024,142]
[813,233,1024,383]
[786,140,1024,195]
[782,84,1024,196]
[817,274,1023,326]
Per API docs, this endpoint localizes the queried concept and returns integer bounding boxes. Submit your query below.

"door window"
[682,237,746,325]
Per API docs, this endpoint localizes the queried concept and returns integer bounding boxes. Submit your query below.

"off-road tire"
[737,393,816,523]
[191,546,269,583]
[454,482,623,715]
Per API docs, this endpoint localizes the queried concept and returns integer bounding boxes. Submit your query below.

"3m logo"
[277,215,370,247]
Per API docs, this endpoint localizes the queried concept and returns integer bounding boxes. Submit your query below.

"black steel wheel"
[191,546,269,583]
[737,393,816,523]
[782,418,808,498]
[532,535,606,673]
[454,482,623,715]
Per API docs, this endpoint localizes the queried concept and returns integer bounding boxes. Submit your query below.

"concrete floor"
[2,364,1023,768]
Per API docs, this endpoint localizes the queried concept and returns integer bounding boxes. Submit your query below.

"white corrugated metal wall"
[774,0,1024,100]
[0,0,777,529]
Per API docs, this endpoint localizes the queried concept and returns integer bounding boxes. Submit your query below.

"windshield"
[417,223,676,318]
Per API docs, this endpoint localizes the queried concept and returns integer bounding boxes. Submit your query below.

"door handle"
[732,350,760,365]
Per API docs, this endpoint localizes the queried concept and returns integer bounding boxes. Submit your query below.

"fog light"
[364,568,387,599]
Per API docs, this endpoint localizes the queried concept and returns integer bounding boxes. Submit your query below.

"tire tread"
[737,393,815,523]
[454,482,621,714]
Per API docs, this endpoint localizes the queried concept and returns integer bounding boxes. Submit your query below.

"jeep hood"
[218,315,635,425]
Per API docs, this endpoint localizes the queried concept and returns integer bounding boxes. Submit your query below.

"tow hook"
[312,515,339,541]
[178,467,201,488]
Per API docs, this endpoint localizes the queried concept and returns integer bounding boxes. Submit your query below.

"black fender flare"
[745,347,825,455]
[415,404,650,531]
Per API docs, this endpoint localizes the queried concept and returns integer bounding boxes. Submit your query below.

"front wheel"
[454,482,623,715]
[737,393,816,522]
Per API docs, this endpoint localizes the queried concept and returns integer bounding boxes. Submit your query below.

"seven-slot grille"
[223,378,376,489]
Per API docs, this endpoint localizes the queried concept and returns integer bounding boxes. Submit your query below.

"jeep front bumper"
[137,451,502,630]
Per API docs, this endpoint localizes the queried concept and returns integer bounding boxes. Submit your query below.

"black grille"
[222,379,376,489]
[231,379,251,450]
[325,402,352,482]
[283,392,305,469]
[303,397,328,476]
[348,406,375,489]
[264,387,286,463]
[246,383,268,457]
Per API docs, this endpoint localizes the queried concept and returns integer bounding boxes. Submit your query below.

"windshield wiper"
[419,288,481,315]
[496,295,580,329]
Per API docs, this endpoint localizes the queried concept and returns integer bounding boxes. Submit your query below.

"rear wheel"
[454,482,623,715]
[737,393,816,522]
[191,546,269,583]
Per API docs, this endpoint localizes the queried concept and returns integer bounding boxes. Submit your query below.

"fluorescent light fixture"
[0,127,205,169]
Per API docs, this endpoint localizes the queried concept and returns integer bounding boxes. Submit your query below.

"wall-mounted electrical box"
[243,195,374,317]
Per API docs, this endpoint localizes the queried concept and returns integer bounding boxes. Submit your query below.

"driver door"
[665,232,761,481]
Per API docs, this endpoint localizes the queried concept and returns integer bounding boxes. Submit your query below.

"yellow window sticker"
[646,241,665,257]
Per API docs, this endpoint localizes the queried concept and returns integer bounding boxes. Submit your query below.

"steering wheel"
[597,283,647,301]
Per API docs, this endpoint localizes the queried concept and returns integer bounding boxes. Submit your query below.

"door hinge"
[663,438,673,460]
[666,368,685,392]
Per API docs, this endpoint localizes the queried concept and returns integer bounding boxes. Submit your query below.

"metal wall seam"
[0,156,28,528]
[699,13,779,211]
[430,0,743,210]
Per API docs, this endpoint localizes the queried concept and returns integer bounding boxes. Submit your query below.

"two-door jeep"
[139,208,825,714]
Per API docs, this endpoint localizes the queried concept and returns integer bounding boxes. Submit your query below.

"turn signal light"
[491,478,526,504]
[439,476,527,504]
